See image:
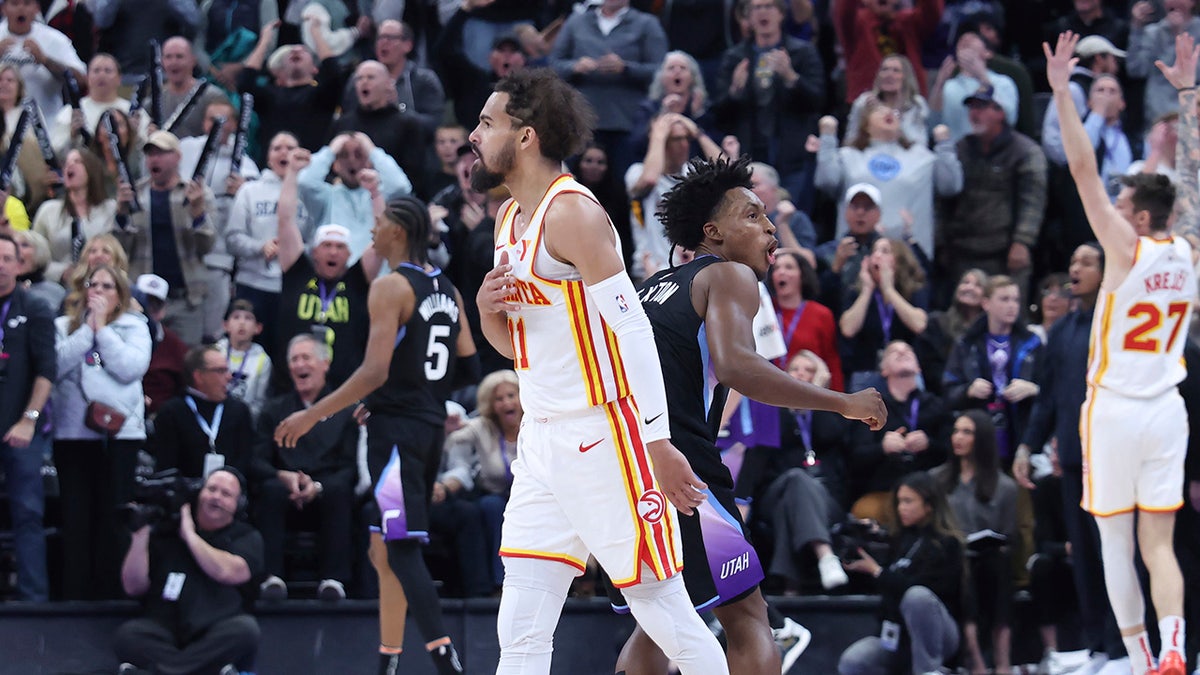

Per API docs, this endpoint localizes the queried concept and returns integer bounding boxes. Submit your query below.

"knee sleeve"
[620,574,729,675]
[1094,513,1146,629]
[495,557,576,675]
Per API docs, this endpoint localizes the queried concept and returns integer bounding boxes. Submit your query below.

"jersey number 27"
[1123,301,1189,354]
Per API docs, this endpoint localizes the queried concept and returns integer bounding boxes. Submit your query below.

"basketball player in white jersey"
[1047,32,1198,675]
[472,69,729,675]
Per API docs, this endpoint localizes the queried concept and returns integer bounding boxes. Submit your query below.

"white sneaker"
[1068,653,1109,675]
[1092,657,1130,675]
[818,553,850,589]
[773,616,812,674]
[1047,649,1092,674]
[317,578,346,601]
[259,575,287,601]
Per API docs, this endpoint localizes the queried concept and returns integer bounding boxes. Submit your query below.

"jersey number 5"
[1123,301,1189,353]
[426,325,452,380]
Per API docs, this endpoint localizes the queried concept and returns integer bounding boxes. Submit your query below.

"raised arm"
[1044,32,1137,271]
[243,20,280,71]
[1159,33,1200,243]
[276,147,309,272]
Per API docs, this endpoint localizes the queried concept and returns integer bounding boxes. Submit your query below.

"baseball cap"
[1075,35,1126,59]
[844,183,882,206]
[492,33,521,52]
[313,224,351,247]
[963,85,1002,108]
[135,274,169,302]
[143,130,180,153]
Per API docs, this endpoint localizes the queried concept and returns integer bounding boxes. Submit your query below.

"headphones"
[207,465,249,518]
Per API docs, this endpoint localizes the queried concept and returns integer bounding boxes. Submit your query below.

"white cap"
[135,274,169,301]
[844,182,882,206]
[1075,35,1126,59]
[313,224,351,247]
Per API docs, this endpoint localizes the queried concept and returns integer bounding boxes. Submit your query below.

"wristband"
[1179,86,1197,93]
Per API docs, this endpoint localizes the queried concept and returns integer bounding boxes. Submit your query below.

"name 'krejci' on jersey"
[1088,235,1196,398]
[494,174,632,419]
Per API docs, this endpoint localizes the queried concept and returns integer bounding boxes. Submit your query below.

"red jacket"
[836,0,943,103]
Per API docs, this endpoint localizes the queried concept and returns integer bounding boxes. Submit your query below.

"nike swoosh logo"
[643,413,664,426]
[579,439,603,453]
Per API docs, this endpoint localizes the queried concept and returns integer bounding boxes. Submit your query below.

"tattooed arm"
[1160,33,1200,243]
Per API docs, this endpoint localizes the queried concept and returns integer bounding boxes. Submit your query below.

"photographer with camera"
[115,467,264,675]
[838,471,967,675]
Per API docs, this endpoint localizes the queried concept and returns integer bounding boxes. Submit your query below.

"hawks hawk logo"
[637,489,666,523]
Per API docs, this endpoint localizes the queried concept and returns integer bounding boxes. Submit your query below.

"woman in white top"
[845,55,931,147]
[33,148,118,284]
[812,98,962,258]
[52,264,151,600]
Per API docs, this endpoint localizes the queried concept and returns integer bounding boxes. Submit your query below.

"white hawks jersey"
[1088,235,1195,398]
[494,174,632,419]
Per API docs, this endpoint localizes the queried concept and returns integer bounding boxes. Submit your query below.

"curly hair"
[656,155,754,252]
[494,68,596,163]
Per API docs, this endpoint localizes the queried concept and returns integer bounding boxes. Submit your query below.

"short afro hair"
[656,155,754,252]
[494,68,596,163]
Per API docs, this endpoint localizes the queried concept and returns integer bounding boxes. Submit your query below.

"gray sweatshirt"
[815,135,963,256]
[226,170,310,293]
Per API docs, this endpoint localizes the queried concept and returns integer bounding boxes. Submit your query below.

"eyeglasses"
[84,280,117,291]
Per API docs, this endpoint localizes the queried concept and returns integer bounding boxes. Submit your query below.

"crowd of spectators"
[1,0,1200,673]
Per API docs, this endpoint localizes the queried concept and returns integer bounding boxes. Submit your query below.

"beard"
[469,141,515,193]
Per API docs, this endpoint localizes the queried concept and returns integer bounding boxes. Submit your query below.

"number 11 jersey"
[1088,235,1195,398]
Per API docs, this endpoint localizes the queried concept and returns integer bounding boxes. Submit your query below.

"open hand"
[1155,32,1200,90]
[477,251,519,314]
[1043,32,1081,94]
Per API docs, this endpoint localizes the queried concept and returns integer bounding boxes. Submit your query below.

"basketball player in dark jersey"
[276,197,479,675]
[614,155,887,674]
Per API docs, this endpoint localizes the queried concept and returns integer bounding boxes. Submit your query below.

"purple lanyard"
[773,302,807,368]
[0,297,11,355]
[792,410,819,467]
[792,410,812,452]
[906,397,920,430]
[316,280,339,322]
[873,292,895,342]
